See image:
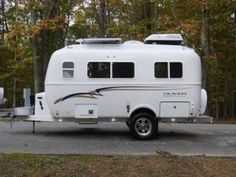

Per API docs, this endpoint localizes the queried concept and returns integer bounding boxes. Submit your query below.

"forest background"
[0,0,235,119]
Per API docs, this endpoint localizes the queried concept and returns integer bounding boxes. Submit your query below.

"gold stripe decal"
[54,86,191,104]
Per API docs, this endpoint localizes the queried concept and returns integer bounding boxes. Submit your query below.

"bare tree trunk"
[30,0,42,93]
[154,0,159,33]
[64,1,73,45]
[41,30,50,82]
[216,101,219,119]
[232,91,235,118]
[36,0,64,92]
[201,1,211,116]
[201,1,211,89]
[232,9,236,118]
[145,0,151,31]
[12,0,18,107]
[223,59,228,118]
[106,0,110,27]
[98,0,106,37]
[0,0,5,42]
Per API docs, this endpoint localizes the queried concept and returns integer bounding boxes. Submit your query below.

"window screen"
[63,62,74,78]
[88,62,110,78]
[170,62,182,78]
[112,62,134,78]
[155,62,168,78]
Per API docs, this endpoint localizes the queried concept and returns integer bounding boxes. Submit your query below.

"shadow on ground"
[11,126,199,141]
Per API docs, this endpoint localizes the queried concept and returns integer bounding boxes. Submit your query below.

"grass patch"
[0,153,235,177]
[0,117,22,122]
[0,117,6,121]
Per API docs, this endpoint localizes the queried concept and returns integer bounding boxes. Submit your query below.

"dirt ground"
[0,153,235,177]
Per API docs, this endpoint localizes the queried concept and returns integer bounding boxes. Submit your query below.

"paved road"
[0,121,235,156]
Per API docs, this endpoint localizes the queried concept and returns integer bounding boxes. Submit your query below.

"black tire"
[130,113,158,140]
[126,121,130,128]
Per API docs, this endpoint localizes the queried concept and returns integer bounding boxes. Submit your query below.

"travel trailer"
[0,87,6,105]
[26,34,212,139]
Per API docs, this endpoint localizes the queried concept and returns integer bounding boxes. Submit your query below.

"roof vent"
[76,38,122,44]
[144,34,183,45]
[124,40,143,45]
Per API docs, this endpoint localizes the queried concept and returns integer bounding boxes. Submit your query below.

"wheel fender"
[128,104,157,118]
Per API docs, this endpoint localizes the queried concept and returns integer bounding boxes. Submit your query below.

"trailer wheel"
[126,121,130,128]
[130,113,158,140]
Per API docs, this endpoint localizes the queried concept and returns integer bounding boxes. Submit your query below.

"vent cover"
[76,38,122,44]
[124,40,143,45]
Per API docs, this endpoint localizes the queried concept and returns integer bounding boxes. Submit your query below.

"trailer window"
[88,62,110,78]
[112,62,134,78]
[170,62,182,78]
[63,62,74,78]
[155,62,168,78]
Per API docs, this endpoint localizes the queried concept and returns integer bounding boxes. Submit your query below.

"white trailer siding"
[44,43,202,120]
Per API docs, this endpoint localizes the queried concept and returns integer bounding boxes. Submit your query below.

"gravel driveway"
[0,121,235,156]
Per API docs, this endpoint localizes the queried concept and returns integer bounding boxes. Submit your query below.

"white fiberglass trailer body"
[28,34,211,139]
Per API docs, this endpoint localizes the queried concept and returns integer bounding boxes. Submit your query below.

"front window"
[62,62,74,78]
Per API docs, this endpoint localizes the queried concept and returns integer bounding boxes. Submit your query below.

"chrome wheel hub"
[134,117,152,136]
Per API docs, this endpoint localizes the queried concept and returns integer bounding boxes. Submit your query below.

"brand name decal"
[163,92,187,96]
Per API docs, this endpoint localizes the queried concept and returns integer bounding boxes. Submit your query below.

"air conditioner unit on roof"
[144,34,183,45]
